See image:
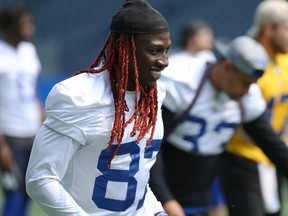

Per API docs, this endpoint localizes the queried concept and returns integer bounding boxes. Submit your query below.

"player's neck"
[209,64,222,92]
[257,37,276,62]
[5,36,21,48]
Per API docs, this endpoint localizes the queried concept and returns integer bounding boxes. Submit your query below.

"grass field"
[0,182,288,216]
[281,180,288,216]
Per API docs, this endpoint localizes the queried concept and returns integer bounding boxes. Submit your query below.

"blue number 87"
[92,140,161,212]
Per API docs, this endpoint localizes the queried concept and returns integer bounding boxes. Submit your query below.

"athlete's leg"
[1,137,33,216]
[220,152,264,216]
[208,178,228,216]
[266,212,280,216]
[163,143,222,215]
[258,163,280,216]
[2,191,28,216]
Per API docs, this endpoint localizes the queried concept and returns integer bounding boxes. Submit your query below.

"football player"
[25,0,171,215]
[150,36,288,216]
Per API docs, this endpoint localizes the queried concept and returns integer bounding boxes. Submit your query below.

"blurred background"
[0,0,271,215]
[1,0,262,103]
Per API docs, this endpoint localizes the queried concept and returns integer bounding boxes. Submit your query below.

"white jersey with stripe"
[0,41,42,136]
[159,57,266,155]
[26,71,165,215]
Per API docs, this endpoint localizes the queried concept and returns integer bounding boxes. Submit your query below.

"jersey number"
[267,94,288,122]
[92,140,161,212]
[184,115,237,152]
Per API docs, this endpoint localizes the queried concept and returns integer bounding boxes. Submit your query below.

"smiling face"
[127,32,171,90]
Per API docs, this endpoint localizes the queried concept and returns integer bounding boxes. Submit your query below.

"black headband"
[110,0,169,34]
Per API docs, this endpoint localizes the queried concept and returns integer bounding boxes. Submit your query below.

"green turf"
[30,201,46,216]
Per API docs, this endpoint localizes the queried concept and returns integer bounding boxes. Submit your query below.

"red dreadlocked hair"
[76,33,158,167]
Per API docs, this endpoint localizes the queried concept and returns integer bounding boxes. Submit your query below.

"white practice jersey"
[26,71,165,216]
[0,41,42,136]
[168,50,216,64]
[159,57,266,155]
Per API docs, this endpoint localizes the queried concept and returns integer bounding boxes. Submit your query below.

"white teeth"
[151,70,161,76]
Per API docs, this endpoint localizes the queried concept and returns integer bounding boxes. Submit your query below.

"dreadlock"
[76,32,158,167]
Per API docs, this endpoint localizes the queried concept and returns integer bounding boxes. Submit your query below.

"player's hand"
[0,141,13,170]
[163,199,185,216]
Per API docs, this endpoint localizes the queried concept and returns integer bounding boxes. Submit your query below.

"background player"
[170,19,215,63]
[0,5,43,216]
[223,0,288,215]
[150,35,288,216]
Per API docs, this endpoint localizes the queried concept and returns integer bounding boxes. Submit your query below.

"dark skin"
[257,21,288,61]
[4,12,34,47]
[0,11,41,170]
[161,59,258,216]
[127,32,171,91]
[210,60,257,100]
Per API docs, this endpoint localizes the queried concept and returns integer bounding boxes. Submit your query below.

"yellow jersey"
[226,54,288,165]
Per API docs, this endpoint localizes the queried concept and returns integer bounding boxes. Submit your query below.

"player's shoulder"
[276,53,288,67]
[241,83,266,122]
[168,51,192,62]
[45,71,113,111]
[16,41,38,56]
[162,53,207,84]
[157,81,167,106]
[18,41,36,49]
[242,83,264,104]
[17,42,40,65]
[0,41,6,49]
[0,40,11,54]
[0,41,34,52]
[247,83,263,96]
